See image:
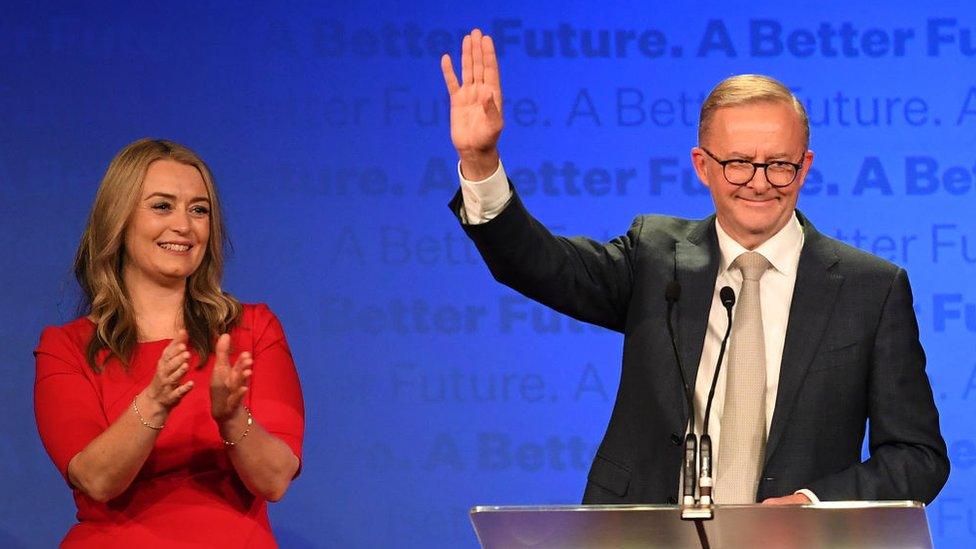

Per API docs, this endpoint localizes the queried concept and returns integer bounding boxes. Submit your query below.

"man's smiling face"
[692,101,814,250]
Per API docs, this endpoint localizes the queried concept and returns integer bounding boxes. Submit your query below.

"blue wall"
[1,2,974,547]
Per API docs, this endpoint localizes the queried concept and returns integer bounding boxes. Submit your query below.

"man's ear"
[794,149,815,190]
[691,147,711,188]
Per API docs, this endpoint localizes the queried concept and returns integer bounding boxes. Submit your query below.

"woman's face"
[122,159,211,288]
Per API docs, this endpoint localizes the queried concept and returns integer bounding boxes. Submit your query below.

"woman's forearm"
[67,390,169,502]
[219,406,300,501]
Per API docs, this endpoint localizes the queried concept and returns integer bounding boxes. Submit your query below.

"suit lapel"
[764,212,843,465]
[675,215,722,398]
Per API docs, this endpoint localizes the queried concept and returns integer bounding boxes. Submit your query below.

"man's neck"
[714,211,805,277]
[715,214,793,251]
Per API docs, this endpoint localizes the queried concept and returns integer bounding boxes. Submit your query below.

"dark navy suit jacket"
[451,188,948,504]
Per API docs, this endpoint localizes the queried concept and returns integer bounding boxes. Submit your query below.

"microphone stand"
[677,285,737,549]
[664,282,699,513]
[697,287,736,513]
[666,281,712,526]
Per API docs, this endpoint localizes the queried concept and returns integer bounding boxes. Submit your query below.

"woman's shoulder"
[240,302,273,315]
[236,302,282,331]
[238,302,278,324]
[36,316,94,353]
[234,303,288,344]
[34,317,95,374]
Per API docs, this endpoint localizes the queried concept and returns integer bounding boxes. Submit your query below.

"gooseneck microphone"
[665,280,698,506]
[699,286,736,505]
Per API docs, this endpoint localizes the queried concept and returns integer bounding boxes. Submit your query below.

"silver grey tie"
[716,251,772,504]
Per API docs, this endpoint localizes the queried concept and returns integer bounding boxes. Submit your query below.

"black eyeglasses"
[700,147,805,188]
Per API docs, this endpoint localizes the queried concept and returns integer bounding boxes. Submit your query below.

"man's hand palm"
[450,83,501,153]
[441,29,503,162]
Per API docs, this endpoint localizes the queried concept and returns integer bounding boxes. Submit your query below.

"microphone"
[665,280,697,505]
[720,285,735,310]
[699,286,735,505]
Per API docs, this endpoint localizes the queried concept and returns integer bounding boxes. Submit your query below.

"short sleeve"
[33,326,107,483]
[246,305,305,472]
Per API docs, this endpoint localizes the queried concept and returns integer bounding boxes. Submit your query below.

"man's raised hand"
[440,28,503,180]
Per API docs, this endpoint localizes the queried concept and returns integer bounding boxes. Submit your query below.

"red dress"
[34,304,304,548]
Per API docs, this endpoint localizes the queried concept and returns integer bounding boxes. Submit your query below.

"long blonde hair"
[74,138,242,372]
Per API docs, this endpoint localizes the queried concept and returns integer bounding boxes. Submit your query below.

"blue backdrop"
[1,2,974,547]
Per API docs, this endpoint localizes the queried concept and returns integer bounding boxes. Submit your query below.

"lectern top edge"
[470,500,924,515]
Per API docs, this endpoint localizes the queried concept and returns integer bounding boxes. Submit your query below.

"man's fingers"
[472,28,484,82]
[761,494,809,505]
[483,35,502,104]
[461,34,472,85]
[440,54,459,95]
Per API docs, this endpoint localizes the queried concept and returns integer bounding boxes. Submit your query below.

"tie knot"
[733,251,772,281]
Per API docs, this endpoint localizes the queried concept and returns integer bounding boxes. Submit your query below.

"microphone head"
[720,286,735,309]
[665,281,682,303]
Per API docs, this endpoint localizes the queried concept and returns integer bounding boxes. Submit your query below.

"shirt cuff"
[795,488,820,504]
[457,159,512,224]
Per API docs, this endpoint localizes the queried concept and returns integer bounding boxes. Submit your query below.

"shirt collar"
[715,211,805,276]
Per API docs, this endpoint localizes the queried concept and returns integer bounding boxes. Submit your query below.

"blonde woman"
[34,138,304,548]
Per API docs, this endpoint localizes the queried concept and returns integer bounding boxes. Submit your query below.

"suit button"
[668,496,678,504]
[670,433,682,446]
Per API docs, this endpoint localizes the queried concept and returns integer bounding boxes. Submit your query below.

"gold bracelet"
[223,407,253,447]
[131,396,164,431]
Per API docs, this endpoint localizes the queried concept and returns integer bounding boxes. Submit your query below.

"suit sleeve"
[805,268,949,503]
[247,304,305,473]
[449,185,641,333]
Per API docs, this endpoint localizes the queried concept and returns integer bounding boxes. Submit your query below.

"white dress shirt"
[457,160,818,503]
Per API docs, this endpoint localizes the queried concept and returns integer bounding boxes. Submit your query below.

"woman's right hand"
[142,329,194,412]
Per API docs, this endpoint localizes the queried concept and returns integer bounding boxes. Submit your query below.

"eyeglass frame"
[699,146,806,188]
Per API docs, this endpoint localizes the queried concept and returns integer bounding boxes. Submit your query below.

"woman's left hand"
[210,333,253,423]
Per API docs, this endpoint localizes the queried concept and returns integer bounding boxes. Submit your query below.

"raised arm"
[441,28,504,181]
[442,29,638,331]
